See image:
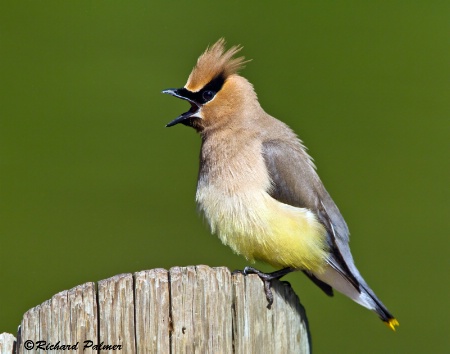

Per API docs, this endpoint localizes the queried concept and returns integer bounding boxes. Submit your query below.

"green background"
[1,2,449,353]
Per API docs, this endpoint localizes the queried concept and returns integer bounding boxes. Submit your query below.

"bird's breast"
[196,141,328,271]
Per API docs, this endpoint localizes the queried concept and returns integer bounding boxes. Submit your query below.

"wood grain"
[4,266,310,354]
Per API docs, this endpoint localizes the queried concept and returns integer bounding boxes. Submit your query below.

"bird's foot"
[232,266,295,309]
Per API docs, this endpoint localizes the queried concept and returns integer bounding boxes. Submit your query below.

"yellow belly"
[197,189,328,272]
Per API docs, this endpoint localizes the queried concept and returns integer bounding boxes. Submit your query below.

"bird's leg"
[232,266,295,308]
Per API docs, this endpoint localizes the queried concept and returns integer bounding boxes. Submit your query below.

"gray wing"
[262,139,349,239]
[262,139,362,291]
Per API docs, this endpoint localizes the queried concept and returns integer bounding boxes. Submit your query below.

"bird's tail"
[314,265,399,331]
[358,282,399,331]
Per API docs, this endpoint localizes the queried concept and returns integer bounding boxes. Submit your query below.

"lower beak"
[162,88,201,127]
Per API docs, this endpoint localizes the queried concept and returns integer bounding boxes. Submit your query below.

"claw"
[233,267,295,309]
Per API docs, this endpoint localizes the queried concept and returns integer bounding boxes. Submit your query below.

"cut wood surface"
[1,265,311,354]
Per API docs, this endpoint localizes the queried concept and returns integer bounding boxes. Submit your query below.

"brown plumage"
[186,38,247,92]
[162,39,399,330]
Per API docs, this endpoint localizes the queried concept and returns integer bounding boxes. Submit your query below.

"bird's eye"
[202,90,215,101]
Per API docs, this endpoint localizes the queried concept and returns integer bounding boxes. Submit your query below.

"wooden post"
[1,266,311,353]
[0,333,16,354]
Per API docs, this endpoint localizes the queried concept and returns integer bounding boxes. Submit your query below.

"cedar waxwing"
[162,39,399,331]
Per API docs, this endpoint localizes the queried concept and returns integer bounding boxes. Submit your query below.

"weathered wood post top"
[1,265,311,353]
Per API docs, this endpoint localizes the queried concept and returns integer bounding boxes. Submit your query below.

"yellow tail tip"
[385,318,400,331]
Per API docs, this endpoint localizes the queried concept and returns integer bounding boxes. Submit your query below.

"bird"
[162,38,399,331]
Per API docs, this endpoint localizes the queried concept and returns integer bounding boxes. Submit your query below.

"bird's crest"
[185,38,247,92]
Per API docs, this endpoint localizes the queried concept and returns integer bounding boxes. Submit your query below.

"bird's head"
[163,38,256,132]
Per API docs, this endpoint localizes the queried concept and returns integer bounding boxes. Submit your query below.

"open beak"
[162,88,201,127]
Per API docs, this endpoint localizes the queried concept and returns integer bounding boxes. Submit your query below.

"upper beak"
[162,88,201,127]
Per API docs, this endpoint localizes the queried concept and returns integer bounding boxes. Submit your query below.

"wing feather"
[262,139,349,240]
[262,139,361,288]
